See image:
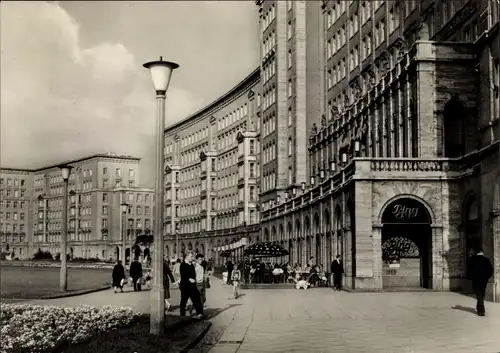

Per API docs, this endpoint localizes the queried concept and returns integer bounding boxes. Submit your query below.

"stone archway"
[125,248,130,263]
[463,194,480,274]
[263,228,269,242]
[324,208,331,265]
[314,213,320,264]
[380,196,433,289]
[271,226,277,242]
[279,224,284,242]
[335,206,343,260]
[295,219,301,264]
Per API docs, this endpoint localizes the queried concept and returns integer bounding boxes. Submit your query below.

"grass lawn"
[53,314,211,353]
[0,266,111,300]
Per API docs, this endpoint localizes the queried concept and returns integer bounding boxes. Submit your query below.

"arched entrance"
[463,195,480,277]
[125,248,130,263]
[263,228,269,242]
[314,213,320,263]
[114,247,119,261]
[381,197,432,289]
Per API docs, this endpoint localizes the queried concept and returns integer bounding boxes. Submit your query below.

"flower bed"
[0,303,139,353]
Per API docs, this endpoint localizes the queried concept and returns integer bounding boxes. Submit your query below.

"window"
[103,167,108,175]
[136,206,142,215]
[102,193,108,202]
[250,140,255,154]
[288,108,293,126]
[288,137,293,156]
[116,168,121,177]
[128,169,134,178]
[288,50,292,68]
[288,79,293,97]
[102,206,108,215]
[287,21,292,39]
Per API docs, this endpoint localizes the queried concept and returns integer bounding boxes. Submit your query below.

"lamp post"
[143,56,179,336]
[120,202,129,265]
[58,165,72,292]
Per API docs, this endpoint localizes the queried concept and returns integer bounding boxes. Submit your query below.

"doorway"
[381,197,433,289]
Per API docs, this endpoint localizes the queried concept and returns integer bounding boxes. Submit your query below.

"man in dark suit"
[179,251,204,319]
[129,257,143,291]
[468,249,493,316]
[331,254,344,291]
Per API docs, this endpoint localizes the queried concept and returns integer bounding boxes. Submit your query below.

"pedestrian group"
[111,251,213,319]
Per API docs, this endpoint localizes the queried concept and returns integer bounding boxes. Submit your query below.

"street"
[27,276,500,353]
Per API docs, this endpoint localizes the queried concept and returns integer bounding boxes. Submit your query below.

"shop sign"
[382,198,431,224]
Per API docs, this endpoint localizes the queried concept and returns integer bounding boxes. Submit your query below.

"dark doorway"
[381,198,433,289]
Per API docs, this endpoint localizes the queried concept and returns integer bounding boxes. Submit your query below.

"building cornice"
[164,68,260,134]
[1,153,141,173]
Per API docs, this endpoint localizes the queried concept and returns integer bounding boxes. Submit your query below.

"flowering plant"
[0,303,139,353]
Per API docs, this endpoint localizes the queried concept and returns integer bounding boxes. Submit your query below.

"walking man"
[331,254,344,291]
[179,251,204,319]
[195,254,207,307]
[469,248,493,316]
[129,257,143,292]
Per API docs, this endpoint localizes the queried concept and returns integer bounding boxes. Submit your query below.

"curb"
[178,321,212,353]
[41,285,112,299]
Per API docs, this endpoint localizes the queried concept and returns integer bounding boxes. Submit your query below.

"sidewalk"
[26,275,237,316]
[192,286,500,353]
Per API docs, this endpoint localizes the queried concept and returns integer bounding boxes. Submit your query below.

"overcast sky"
[0,1,259,187]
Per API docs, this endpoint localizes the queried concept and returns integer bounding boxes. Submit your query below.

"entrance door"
[381,198,432,289]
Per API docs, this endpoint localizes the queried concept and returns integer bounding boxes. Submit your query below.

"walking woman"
[112,260,125,293]
[173,258,181,283]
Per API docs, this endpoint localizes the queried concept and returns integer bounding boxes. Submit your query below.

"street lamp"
[120,202,129,265]
[58,164,72,292]
[143,56,179,336]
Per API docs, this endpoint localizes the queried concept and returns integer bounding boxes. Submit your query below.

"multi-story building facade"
[259,0,500,301]
[162,0,499,302]
[256,0,324,209]
[0,153,154,261]
[163,69,261,264]
[0,169,34,259]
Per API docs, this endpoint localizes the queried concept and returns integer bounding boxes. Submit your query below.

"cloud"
[0,1,204,185]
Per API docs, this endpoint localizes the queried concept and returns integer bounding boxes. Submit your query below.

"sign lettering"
[392,204,419,220]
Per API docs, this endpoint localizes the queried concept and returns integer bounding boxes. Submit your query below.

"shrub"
[0,303,138,353]
[33,249,53,260]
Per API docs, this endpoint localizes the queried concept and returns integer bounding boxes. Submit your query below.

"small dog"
[295,279,310,290]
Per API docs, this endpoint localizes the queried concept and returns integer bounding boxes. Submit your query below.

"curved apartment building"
[163,69,261,265]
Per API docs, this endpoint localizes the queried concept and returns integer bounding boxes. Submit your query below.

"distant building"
[0,153,153,260]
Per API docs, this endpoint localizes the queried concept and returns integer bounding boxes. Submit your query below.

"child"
[231,264,241,299]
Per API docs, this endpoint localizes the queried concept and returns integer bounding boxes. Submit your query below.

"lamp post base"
[149,285,165,335]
